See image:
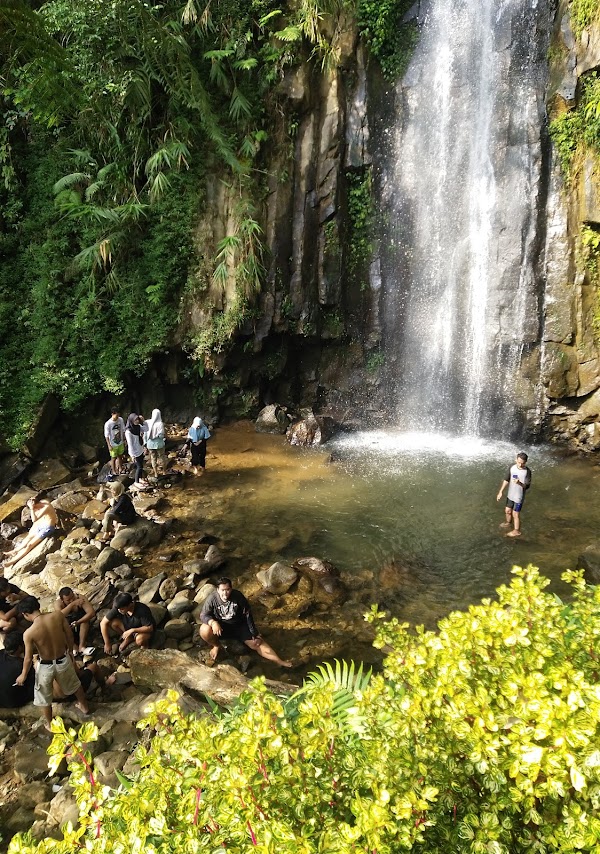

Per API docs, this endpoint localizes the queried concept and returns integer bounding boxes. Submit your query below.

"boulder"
[148,603,168,626]
[82,499,108,520]
[128,648,295,704]
[0,522,20,540]
[183,545,226,578]
[286,413,336,447]
[255,404,290,434]
[167,591,194,617]
[137,572,166,604]
[193,583,216,606]
[45,787,79,830]
[95,547,127,575]
[22,393,60,459]
[0,486,38,524]
[0,453,30,495]
[51,491,90,515]
[3,535,60,581]
[13,743,53,783]
[28,458,72,492]
[164,618,194,640]
[5,806,37,835]
[93,750,129,787]
[110,518,164,551]
[256,561,298,594]
[577,543,600,584]
[158,577,178,601]
[293,556,347,605]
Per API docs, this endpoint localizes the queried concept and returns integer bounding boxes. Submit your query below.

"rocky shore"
[0,418,390,849]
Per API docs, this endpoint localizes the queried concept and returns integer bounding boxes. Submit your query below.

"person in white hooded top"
[145,408,166,477]
[187,416,211,476]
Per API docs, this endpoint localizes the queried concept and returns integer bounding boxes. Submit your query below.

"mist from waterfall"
[379,0,549,438]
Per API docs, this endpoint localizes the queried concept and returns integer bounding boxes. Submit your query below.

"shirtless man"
[200,577,292,667]
[15,596,90,729]
[55,587,96,655]
[2,496,58,569]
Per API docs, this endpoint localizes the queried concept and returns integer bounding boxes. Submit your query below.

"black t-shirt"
[106,602,155,630]
[112,495,137,525]
[0,651,34,707]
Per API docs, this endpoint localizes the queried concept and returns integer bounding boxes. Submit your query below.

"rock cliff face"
[163,2,600,448]
[543,1,600,450]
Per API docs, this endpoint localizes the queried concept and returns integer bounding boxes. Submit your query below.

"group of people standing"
[103,408,211,483]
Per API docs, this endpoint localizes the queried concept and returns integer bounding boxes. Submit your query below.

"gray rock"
[159,577,178,601]
[167,591,194,617]
[46,788,79,829]
[164,618,194,640]
[256,561,298,594]
[193,583,216,606]
[0,522,20,539]
[111,517,164,551]
[5,805,37,835]
[293,556,347,605]
[128,648,295,704]
[15,781,52,809]
[13,743,53,783]
[255,404,290,434]
[148,603,168,626]
[286,414,336,447]
[95,547,126,575]
[93,750,129,787]
[137,572,166,604]
[3,535,60,581]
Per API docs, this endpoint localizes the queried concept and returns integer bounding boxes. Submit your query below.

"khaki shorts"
[34,657,81,706]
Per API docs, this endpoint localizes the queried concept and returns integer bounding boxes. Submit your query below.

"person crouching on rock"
[200,577,292,667]
[2,495,58,569]
[100,592,155,655]
[14,596,90,729]
[97,481,137,542]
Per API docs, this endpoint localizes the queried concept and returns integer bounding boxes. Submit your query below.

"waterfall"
[379,0,551,438]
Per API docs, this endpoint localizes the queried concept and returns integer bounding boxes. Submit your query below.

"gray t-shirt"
[506,464,531,503]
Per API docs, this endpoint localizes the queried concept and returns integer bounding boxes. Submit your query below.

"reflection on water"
[192,424,600,627]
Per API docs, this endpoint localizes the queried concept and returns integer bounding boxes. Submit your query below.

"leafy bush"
[8,566,600,853]
[569,0,600,37]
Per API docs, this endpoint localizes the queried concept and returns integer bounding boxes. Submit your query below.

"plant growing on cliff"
[9,566,600,854]
[356,0,419,79]
[569,0,600,37]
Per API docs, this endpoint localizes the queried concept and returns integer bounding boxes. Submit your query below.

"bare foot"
[280,660,293,668]
[505,530,521,538]
[499,522,511,528]
[209,645,220,661]
[74,702,90,716]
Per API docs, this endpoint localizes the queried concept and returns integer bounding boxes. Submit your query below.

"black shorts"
[506,498,524,512]
[220,622,254,643]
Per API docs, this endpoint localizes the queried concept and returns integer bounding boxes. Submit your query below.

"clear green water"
[200,426,600,627]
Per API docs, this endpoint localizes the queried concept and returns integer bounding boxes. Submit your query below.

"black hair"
[0,578,10,593]
[111,407,119,415]
[4,631,24,654]
[59,587,73,598]
[113,592,133,609]
[17,596,40,615]
[216,577,232,588]
[517,452,528,462]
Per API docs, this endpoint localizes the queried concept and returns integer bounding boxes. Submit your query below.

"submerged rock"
[293,556,347,604]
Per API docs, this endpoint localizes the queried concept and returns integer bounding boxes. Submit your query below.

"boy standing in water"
[496,452,532,537]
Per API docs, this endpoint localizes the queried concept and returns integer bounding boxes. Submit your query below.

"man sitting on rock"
[2,495,59,569]
[55,587,96,656]
[100,592,155,655]
[200,577,292,667]
[0,578,27,632]
[14,596,90,729]
[0,631,35,707]
[97,482,137,542]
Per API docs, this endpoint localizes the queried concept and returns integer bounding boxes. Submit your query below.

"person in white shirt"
[496,452,532,538]
[104,408,126,475]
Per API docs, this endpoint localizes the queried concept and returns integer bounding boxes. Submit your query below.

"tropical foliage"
[8,566,600,853]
